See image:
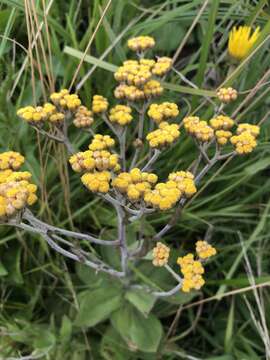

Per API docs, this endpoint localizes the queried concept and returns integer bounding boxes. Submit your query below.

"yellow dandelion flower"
[228,26,260,61]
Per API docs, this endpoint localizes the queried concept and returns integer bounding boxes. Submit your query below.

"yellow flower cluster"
[152,242,170,267]
[0,152,37,219]
[50,89,81,110]
[143,80,163,98]
[114,84,145,101]
[17,103,65,125]
[69,149,119,173]
[152,57,172,76]
[209,115,234,130]
[92,95,109,113]
[217,87,238,103]
[146,122,180,148]
[112,168,158,202]
[177,254,205,292]
[215,130,232,145]
[237,123,260,138]
[230,130,257,154]
[114,38,165,102]
[196,240,217,259]
[147,102,179,124]
[73,106,94,128]
[81,171,111,193]
[0,152,25,171]
[184,117,214,142]
[114,61,152,86]
[109,105,133,126]
[89,134,115,151]
[168,171,197,197]
[127,36,155,52]
[228,26,260,61]
[144,181,181,210]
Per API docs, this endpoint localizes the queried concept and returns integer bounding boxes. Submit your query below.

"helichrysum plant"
[1,31,262,352]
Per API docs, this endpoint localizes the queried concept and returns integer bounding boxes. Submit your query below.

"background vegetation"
[0,0,270,359]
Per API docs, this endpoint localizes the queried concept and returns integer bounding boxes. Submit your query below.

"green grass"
[0,0,270,359]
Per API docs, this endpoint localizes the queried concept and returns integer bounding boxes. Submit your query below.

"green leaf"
[60,315,72,343]
[75,287,123,327]
[4,245,23,284]
[111,304,163,353]
[125,288,156,315]
[33,328,56,350]
[0,261,8,276]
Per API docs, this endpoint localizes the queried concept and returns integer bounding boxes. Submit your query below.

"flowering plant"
[1,30,263,352]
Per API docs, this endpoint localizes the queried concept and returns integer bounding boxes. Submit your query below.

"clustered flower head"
[144,170,196,210]
[0,152,37,219]
[147,102,179,124]
[152,57,172,76]
[228,26,260,61]
[127,36,155,52]
[168,171,197,197]
[196,240,217,259]
[217,87,238,103]
[69,135,120,194]
[237,123,260,138]
[73,106,94,128]
[177,254,205,292]
[230,130,257,154]
[114,60,152,86]
[152,242,170,267]
[114,38,168,102]
[0,151,25,171]
[81,171,111,193]
[17,89,82,128]
[112,168,158,202]
[209,115,234,130]
[146,122,180,148]
[184,117,214,143]
[144,181,181,210]
[50,89,81,110]
[109,105,133,126]
[230,123,259,154]
[92,95,109,114]
[215,130,232,145]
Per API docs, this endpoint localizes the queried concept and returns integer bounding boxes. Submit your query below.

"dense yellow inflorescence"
[50,89,81,110]
[109,105,133,126]
[143,80,164,98]
[114,84,145,101]
[215,130,232,145]
[112,168,158,202]
[209,115,234,130]
[114,61,152,86]
[217,87,238,103]
[81,171,111,193]
[89,134,115,151]
[144,181,181,210]
[152,242,170,267]
[146,122,180,148]
[152,57,172,76]
[73,106,94,128]
[147,102,179,124]
[192,121,214,142]
[0,152,37,219]
[168,171,197,197]
[92,95,109,114]
[127,36,155,52]
[69,150,119,173]
[228,26,260,61]
[237,123,260,138]
[230,130,257,154]
[0,152,25,171]
[196,240,217,259]
[177,254,205,292]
